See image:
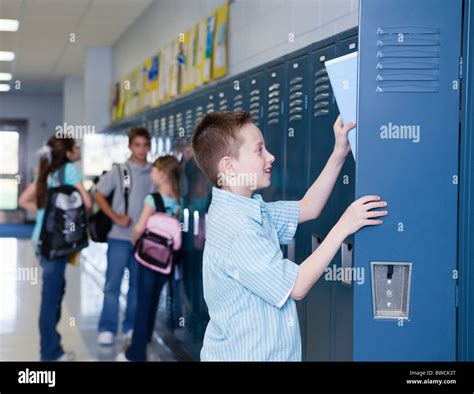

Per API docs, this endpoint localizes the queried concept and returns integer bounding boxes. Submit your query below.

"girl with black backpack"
[19,135,92,361]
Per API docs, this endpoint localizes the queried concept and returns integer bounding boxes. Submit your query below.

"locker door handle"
[183,208,189,232]
[193,210,200,236]
[341,240,353,286]
[287,240,296,262]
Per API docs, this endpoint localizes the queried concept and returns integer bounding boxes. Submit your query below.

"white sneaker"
[98,331,115,346]
[56,351,75,361]
[116,352,130,362]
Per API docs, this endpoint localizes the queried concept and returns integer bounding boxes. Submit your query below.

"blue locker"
[194,92,205,124]
[285,50,310,202]
[332,28,358,361]
[246,69,265,129]
[214,74,248,113]
[149,108,161,158]
[215,82,232,112]
[173,99,187,162]
[166,106,176,156]
[230,74,248,112]
[176,90,212,359]
[204,88,217,114]
[354,0,462,361]
[184,99,194,138]
[262,61,286,201]
[156,106,167,157]
[305,40,338,361]
[459,0,474,361]
[284,48,312,357]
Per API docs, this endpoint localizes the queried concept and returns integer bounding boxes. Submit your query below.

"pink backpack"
[134,193,182,274]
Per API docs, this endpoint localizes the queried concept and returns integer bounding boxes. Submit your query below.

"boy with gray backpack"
[95,127,154,345]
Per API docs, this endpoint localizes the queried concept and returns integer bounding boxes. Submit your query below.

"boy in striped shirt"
[191,112,387,361]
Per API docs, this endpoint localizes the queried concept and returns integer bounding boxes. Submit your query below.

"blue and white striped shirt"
[200,187,301,361]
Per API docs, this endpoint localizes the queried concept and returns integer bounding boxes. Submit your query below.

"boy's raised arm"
[298,116,356,224]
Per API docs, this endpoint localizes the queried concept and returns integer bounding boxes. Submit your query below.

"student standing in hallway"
[19,136,92,361]
[116,155,181,361]
[95,128,154,345]
[191,112,388,361]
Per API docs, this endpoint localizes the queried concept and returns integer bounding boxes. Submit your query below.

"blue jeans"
[126,262,168,361]
[39,256,68,361]
[98,238,138,335]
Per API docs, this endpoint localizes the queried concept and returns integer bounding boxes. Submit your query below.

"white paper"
[325,51,358,160]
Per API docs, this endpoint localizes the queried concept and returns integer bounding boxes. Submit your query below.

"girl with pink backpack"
[117,155,182,361]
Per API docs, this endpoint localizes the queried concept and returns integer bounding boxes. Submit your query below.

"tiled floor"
[0,238,177,362]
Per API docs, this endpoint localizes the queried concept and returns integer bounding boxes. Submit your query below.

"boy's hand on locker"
[333,115,355,159]
[115,214,132,227]
[337,195,388,236]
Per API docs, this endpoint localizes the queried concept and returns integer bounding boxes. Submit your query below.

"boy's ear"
[218,156,235,176]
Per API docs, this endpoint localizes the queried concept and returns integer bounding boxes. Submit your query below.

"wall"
[112,0,358,83]
[0,93,63,181]
[63,76,84,128]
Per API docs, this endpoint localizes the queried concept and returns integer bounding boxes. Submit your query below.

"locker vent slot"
[266,81,280,125]
[314,67,331,117]
[233,93,245,111]
[376,25,440,93]
[195,106,204,123]
[288,72,304,123]
[176,114,183,134]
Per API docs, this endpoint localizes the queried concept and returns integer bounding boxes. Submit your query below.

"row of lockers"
[106,27,359,361]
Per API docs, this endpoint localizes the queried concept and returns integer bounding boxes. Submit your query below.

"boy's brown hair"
[191,111,253,185]
[128,127,151,144]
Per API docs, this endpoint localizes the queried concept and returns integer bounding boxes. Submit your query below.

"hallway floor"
[0,238,178,362]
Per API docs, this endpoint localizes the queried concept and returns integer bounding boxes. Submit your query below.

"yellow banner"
[212,2,229,80]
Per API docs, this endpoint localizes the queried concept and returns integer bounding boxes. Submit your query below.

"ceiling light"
[0,19,19,32]
[0,51,15,61]
[0,84,11,92]
[0,73,12,81]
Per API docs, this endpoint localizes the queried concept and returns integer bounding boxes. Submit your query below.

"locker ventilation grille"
[195,105,204,123]
[267,82,281,125]
[185,109,193,136]
[289,75,303,122]
[249,85,261,126]
[376,26,440,93]
[233,93,244,112]
[314,68,330,117]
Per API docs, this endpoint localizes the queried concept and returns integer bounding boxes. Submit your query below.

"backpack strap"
[58,164,66,186]
[152,192,165,213]
[117,163,132,215]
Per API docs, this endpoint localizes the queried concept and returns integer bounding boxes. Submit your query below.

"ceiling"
[0,0,153,94]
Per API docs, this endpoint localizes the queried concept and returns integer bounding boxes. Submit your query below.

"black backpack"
[39,165,89,260]
[88,163,131,243]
